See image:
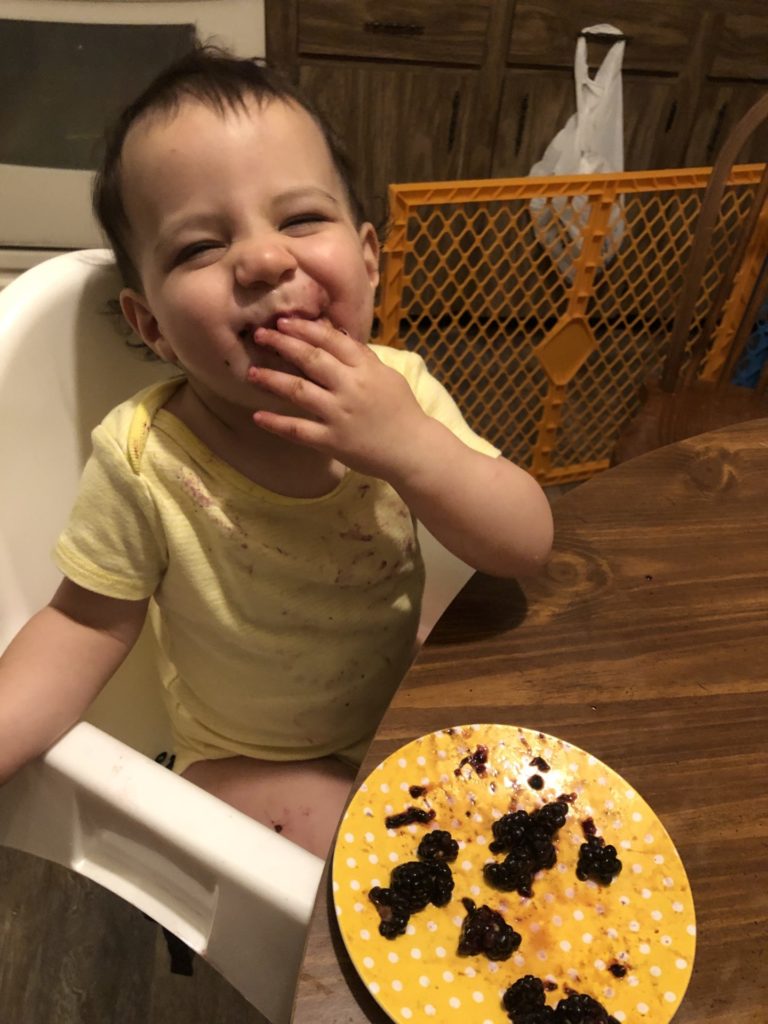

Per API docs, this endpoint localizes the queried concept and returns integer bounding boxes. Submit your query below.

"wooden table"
[292,419,768,1024]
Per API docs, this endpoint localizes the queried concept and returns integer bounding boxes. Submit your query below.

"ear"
[358,223,380,290]
[120,288,176,363]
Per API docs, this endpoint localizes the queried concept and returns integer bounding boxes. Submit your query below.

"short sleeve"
[54,423,167,599]
[370,344,501,458]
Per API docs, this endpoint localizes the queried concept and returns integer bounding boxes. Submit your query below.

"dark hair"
[92,45,366,291]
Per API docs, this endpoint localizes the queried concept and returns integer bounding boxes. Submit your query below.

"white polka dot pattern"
[333,724,695,1024]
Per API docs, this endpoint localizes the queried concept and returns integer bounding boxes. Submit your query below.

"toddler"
[0,47,553,857]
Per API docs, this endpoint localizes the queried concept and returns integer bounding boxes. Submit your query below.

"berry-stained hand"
[248,317,430,480]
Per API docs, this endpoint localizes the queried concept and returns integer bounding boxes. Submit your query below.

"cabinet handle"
[448,92,461,152]
[515,94,529,155]
[664,100,677,133]
[706,104,727,162]
[363,21,425,37]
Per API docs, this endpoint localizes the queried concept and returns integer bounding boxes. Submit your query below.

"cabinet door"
[299,62,481,228]
[491,69,574,178]
[492,69,684,176]
[623,76,681,170]
[685,81,768,168]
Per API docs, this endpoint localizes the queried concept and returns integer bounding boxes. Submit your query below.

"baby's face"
[118,96,379,411]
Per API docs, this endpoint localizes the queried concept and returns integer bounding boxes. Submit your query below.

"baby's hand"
[248,317,429,480]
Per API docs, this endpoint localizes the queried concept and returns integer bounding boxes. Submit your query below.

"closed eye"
[281,213,330,233]
[174,240,223,264]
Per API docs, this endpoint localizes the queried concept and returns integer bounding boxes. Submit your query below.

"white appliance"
[0,0,266,287]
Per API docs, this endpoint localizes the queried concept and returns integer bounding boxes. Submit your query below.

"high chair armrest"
[0,721,324,1024]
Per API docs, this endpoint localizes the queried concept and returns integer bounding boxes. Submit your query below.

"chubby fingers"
[253,317,364,385]
[247,363,333,422]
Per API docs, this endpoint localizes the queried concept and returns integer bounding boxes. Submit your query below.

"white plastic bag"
[529,24,626,282]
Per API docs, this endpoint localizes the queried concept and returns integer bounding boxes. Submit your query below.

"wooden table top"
[292,418,768,1024]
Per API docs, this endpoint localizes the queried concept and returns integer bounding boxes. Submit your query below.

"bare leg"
[182,755,356,858]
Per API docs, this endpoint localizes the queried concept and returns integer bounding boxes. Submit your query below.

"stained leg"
[182,755,356,858]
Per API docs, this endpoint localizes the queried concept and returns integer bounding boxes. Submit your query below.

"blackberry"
[389,859,454,911]
[553,992,619,1023]
[530,800,569,836]
[502,975,551,1020]
[485,800,569,896]
[513,1011,555,1024]
[576,835,623,885]
[367,886,410,939]
[483,849,536,897]
[526,829,557,869]
[425,859,455,906]
[490,810,531,853]
[417,829,459,863]
[457,898,522,961]
[385,806,436,828]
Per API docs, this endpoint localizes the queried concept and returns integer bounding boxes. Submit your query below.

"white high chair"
[0,251,475,1023]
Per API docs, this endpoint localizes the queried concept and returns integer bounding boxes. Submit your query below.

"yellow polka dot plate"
[332,724,695,1024]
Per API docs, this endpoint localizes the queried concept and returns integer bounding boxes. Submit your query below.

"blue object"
[732,299,768,387]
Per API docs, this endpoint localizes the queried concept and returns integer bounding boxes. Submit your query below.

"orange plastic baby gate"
[376,166,768,485]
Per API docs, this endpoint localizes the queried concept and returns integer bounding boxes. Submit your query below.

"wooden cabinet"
[505,0,698,73]
[297,63,481,229]
[296,0,493,65]
[266,0,767,221]
[684,81,768,168]
[492,69,572,179]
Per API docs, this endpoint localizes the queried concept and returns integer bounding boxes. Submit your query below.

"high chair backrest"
[0,249,178,753]
[0,250,476,1023]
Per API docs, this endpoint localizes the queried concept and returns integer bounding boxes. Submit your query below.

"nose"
[233,235,298,289]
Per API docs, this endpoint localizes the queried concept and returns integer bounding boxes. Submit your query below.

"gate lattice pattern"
[376,166,768,484]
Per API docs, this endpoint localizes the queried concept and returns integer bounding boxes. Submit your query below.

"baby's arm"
[374,417,551,577]
[0,579,148,785]
[249,318,553,578]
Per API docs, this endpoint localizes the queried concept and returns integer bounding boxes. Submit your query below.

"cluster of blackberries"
[502,976,619,1024]
[369,858,455,938]
[483,800,570,897]
[417,829,459,863]
[457,897,522,961]
[576,834,623,885]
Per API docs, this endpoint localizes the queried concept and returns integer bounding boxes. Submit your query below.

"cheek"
[167,283,222,329]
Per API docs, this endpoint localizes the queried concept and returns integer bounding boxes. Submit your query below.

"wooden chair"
[613,93,768,465]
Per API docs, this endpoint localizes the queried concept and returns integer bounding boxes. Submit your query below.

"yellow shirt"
[55,345,498,770]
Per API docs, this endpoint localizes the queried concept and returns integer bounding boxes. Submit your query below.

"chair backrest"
[661,92,768,393]
[0,250,178,754]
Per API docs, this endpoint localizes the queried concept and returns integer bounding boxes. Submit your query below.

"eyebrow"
[275,187,341,207]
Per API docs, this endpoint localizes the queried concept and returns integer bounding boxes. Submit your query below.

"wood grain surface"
[292,418,768,1024]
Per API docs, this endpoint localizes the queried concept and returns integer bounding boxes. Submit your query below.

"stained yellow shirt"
[54,345,498,770]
